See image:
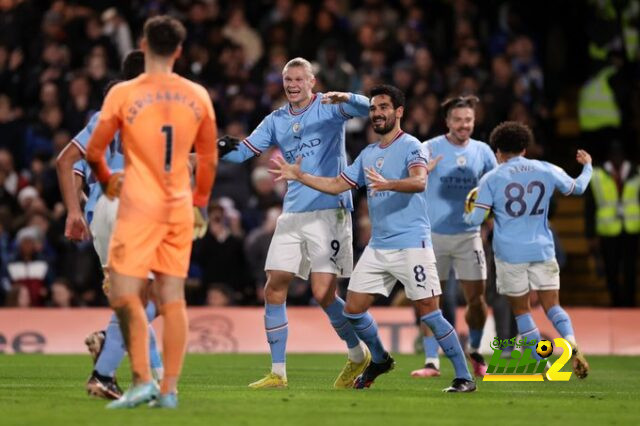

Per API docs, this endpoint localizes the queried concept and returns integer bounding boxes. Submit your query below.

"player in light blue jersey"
[415,96,497,379]
[223,57,372,389]
[55,51,163,399]
[270,85,476,392]
[464,121,592,379]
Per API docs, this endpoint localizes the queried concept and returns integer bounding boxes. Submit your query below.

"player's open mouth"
[287,89,301,95]
[373,118,385,125]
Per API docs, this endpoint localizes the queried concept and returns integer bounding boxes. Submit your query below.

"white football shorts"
[264,208,353,279]
[348,246,441,301]
[432,231,487,281]
[89,195,119,267]
[495,258,560,297]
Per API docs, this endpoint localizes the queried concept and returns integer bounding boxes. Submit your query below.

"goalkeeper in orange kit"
[86,15,218,409]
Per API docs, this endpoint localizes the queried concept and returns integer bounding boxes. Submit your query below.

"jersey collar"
[379,130,404,149]
[289,94,317,116]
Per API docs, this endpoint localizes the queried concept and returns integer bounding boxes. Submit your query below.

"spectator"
[5,226,52,306]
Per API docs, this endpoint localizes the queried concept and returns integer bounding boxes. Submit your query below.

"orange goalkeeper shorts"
[108,215,193,279]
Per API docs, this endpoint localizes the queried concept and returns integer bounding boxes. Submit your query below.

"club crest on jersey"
[375,157,385,169]
[292,123,301,133]
[456,155,467,168]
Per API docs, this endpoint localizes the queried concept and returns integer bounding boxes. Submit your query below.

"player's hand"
[321,91,350,104]
[365,167,391,195]
[64,210,90,242]
[102,271,111,296]
[269,156,303,181]
[576,149,592,165]
[217,135,241,157]
[103,172,123,200]
[193,206,208,240]
[426,155,443,174]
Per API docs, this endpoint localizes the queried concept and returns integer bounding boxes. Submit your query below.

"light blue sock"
[469,328,483,351]
[95,303,163,377]
[145,302,163,370]
[95,314,126,377]
[148,327,162,370]
[423,336,439,359]
[421,310,472,381]
[546,305,575,340]
[265,303,288,364]
[323,297,360,348]
[343,311,387,363]
[515,313,542,360]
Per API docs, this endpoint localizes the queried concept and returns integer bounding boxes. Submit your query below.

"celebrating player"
[415,96,497,378]
[464,121,591,379]
[222,57,371,389]
[270,85,476,392]
[86,16,218,408]
[56,50,163,400]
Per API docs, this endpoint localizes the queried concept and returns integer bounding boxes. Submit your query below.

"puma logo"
[416,284,426,290]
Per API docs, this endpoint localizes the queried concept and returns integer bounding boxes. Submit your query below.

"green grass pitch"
[1,354,639,425]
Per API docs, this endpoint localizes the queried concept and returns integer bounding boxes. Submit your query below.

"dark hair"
[104,50,146,96]
[441,95,479,117]
[489,121,533,153]
[121,49,145,79]
[369,84,405,109]
[143,15,186,56]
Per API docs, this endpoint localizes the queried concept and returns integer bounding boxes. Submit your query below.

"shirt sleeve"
[484,144,498,174]
[548,162,592,195]
[340,150,366,188]
[73,159,86,178]
[223,115,275,162]
[193,87,218,207]
[86,85,123,183]
[405,139,428,171]
[329,93,370,120]
[70,112,100,156]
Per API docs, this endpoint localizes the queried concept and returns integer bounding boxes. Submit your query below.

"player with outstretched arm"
[270,85,476,392]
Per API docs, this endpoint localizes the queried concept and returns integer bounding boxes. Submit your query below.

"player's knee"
[310,282,334,303]
[415,297,439,315]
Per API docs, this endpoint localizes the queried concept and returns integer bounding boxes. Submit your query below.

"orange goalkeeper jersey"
[86,72,217,223]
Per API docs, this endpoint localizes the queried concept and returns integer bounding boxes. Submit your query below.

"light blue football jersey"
[72,112,124,223]
[465,156,593,263]
[222,93,370,212]
[341,131,431,249]
[424,135,497,234]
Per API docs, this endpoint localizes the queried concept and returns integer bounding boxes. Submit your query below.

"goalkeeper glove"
[193,205,208,240]
[101,172,124,200]
[217,135,240,157]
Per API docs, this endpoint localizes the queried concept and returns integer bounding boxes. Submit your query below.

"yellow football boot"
[248,372,288,389]
[333,345,371,388]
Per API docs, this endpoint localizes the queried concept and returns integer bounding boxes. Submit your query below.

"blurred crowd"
[0,0,638,307]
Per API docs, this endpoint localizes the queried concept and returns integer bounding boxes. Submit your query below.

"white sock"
[565,335,577,347]
[348,342,366,363]
[271,363,286,378]
[425,357,440,369]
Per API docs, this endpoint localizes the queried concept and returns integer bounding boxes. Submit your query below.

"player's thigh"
[109,216,165,279]
[391,247,442,301]
[302,208,353,278]
[495,258,530,297]
[90,196,120,266]
[451,232,487,281]
[432,232,454,279]
[264,212,306,277]
[151,220,193,279]
[348,247,397,297]
[528,259,560,292]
